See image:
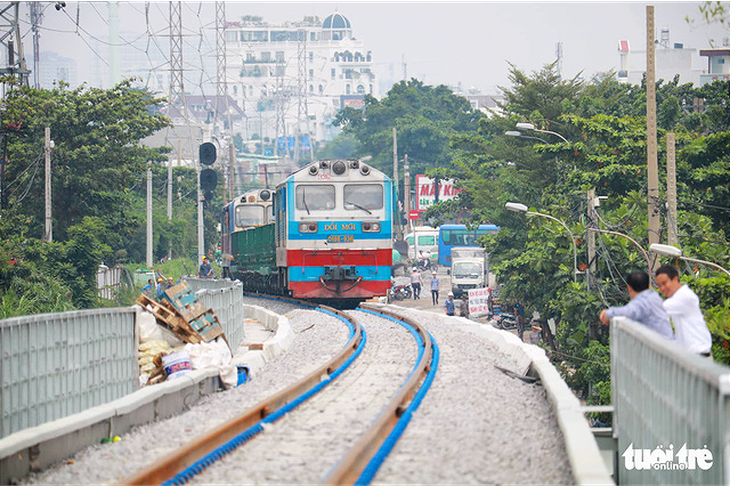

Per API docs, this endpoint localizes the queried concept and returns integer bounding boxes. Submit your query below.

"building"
[39,51,78,89]
[224,12,379,159]
[450,84,504,116]
[616,27,718,86]
[699,44,730,86]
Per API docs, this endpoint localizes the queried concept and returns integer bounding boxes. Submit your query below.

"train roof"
[280,159,390,186]
[231,188,275,205]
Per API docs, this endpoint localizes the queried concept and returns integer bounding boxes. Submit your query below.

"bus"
[437,224,499,266]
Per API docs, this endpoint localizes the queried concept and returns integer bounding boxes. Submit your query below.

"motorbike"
[390,283,413,301]
[494,311,518,330]
[417,258,432,272]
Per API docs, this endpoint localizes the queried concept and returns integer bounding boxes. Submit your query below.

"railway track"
[121,302,438,485]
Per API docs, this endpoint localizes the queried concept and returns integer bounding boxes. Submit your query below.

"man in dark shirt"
[199,256,213,278]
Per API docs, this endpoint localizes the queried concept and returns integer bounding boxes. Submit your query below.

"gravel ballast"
[20,302,574,485]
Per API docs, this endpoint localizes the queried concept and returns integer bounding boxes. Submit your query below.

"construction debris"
[136,280,230,386]
[136,280,226,345]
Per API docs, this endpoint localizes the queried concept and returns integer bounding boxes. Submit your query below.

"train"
[221,159,394,304]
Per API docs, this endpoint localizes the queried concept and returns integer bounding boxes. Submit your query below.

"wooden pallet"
[162,282,207,322]
[136,295,201,344]
[189,309,225,343]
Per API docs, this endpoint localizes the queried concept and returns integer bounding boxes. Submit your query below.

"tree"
[333,79,484,186]
[426,61,730,410]
[1,80,170,246]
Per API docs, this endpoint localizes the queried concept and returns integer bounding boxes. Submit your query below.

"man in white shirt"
[655,265,712,356]
[599,271,674,340]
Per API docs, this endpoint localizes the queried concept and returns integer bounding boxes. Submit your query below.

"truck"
[449,247,488,298]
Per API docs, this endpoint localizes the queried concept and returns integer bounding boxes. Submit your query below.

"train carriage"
[275,159,393,301]
[222,189,276,284]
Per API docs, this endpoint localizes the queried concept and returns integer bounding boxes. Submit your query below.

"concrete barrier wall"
[0,369,221,485]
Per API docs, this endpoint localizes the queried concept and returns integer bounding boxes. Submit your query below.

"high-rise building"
[225,12,378,155]
[39,52,78,89]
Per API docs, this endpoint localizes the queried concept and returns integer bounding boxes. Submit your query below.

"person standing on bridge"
[410,268,423,299]
[155,278,165,300]
[599,270,674,341]
[430,271,440,305]
[142,279,154,298]
[655,265,711,357]
[199,256,213,278]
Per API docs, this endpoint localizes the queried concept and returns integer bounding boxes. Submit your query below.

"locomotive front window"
[267,204,275,223]
[235,205,265,227]
[344,184,383,212]
[296,185,335,212]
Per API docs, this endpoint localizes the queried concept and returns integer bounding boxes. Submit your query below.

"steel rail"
[121,304,362,486]
[323,304,435,485]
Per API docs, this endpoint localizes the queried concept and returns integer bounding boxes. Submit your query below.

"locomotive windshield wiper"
[346,200,372,214]
[302,188,311,214]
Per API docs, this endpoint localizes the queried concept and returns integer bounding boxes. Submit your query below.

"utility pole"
[294,29,307,165]
[646,5,661,258]
[167,139,180,220]
[392,127,400,239]
[586,188,596,290]
[666,131,678,246]
[109,1,120,86]
[229,138,235,196]
[44,127,52,242]
[404,153,411,233]
[275,55,285,158]
[146,160,153,268]
[30,2,41,89]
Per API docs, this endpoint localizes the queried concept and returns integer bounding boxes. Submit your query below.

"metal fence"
[0,308,137,438]
[96,265,124,300]
[0,279,246,440]
[186,278,245,350]
[611,316,730,485]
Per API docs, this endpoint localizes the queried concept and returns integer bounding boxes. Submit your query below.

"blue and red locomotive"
[222,159,393,303]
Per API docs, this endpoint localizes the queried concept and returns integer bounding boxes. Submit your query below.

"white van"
[405,226,439,264]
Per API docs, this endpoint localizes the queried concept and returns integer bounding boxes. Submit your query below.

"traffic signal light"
[200,168,217,192]
[199,142,216,166]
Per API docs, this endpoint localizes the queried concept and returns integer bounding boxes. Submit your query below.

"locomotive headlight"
[259,189,271,201]
[332,160,346,175]
[299,222,318,233]
[360,165,370,176]
[362,221,380,232]
[308,165,318,176]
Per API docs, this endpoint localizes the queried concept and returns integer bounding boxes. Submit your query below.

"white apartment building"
[225,12,378,155]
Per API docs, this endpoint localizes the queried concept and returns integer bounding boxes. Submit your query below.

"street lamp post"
[588,227,652,278]
[505,202,579,282]
[649,243,730,279]
[505,131,549,144]
[515,122,569,143]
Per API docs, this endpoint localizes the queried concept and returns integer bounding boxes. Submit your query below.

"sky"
[29,1,730,95]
